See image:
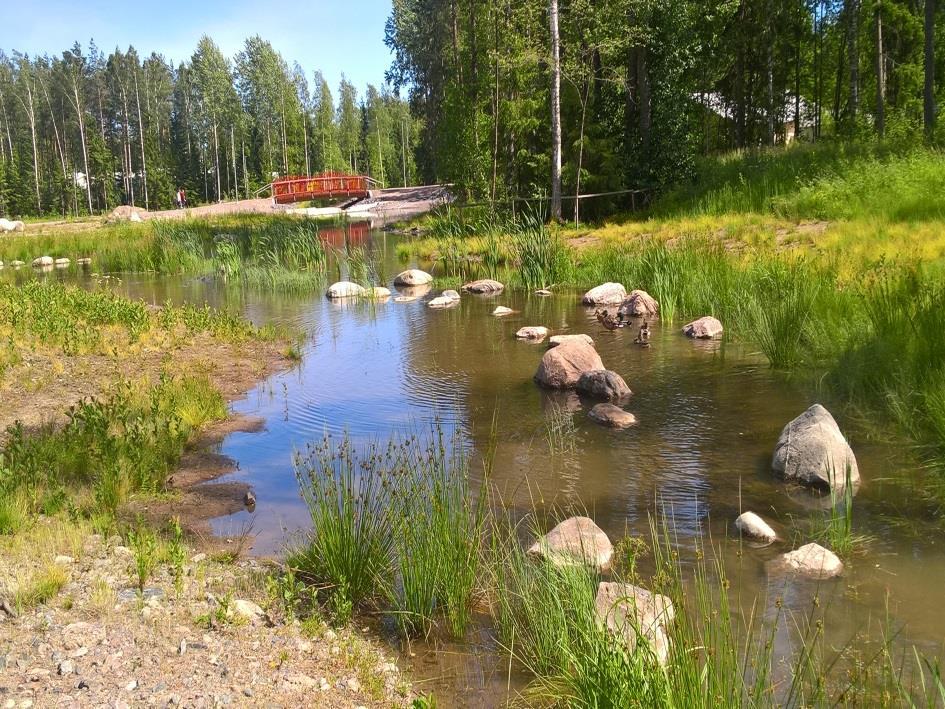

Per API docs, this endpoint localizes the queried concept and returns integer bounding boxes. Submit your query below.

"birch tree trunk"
[69,77,93,213]
[133,68,149,209]
[925,0,936,138]
[549,0,562,221]
[213,120,221,201]
[875,5,885,138]
[231,126,239,200]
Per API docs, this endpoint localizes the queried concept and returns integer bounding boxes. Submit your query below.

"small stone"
[112,546,132,558]
[528,516,613,571]
[32,256,54,268]
[319,678,331,691]
[774,543,844,579]
[190,553,206,564]
[326,281,367,299]
[394,269,433,286]
[582,282,626,306]
[152,682,167,693]
[515,326,549,341]
[461,279,504,294]
[492,306,514,316]
[178,639,187,656]
[535,288,553,296]
[69,647,88,659]
[341,677,361,693]
[588,403,638,429]
[683,316,724,339]
[243,688,254,698]
[734,512,777,543]
[125,679,138,692]
[58,660,74,676]
[54,555,74,565]
[230,599,266,624]
[428,294,459,309]
[323,629,337,641]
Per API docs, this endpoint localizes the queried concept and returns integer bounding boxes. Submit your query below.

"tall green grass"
[291,427,486,636]
[653,142,945,223]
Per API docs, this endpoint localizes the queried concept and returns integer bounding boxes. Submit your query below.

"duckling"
[634,320,652,348]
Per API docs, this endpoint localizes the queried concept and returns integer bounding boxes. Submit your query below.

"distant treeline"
[386,0,945,213]
[0,37,420,217]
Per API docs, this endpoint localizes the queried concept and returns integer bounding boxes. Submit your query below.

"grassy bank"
[289,428,945,707]
[0,215,368,291]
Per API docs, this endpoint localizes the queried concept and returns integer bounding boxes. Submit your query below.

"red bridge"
[271,172,381,205]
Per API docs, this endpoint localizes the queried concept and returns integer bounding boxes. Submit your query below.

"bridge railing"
[272,172,381,204]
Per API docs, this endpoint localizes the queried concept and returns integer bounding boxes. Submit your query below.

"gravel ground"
[0,528,411,708]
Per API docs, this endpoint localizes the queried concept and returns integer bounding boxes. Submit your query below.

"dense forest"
[386,0,945,217]
[0,36,419,217]
[2,1,944,219]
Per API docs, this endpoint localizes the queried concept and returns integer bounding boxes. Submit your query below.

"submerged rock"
[534,341,604,388]
[516,326,549,341]
[588,403,638,429]
[32,255,54,267]
[326,281,367,299]
[683,316,724,339]
[528,516,613,571]
[582,282,626,306]
[393,269,433,286]
[9,260,24,268]
[492,306,515,317]
[734,511,777,543]
[772,404,859,491]
[595,582,675,665]
[617,290,659,318]
[368,286,392,299]
[576,370,632,401]
[549,334,595,348]
[772,542,843,579]
[461,279,504,294]
[428,290,461,309]
[54,257,70,267]
[535,288,553,296]
[76,257,92,266]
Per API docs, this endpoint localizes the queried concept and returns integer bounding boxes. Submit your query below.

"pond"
[13,224,945,704]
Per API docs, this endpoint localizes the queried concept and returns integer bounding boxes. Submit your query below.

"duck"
[634,320,652,347]
[596,309,628,332]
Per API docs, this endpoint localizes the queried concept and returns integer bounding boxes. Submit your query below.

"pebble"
[243,688,254,698]
[54,555,74,565]
[125,679,138,692]
[57,660,74,675]
[190,553,206,564]
[318,678,331,691]
[112,546,132,558]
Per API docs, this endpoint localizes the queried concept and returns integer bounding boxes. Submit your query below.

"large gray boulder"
[588,403,638,429]
[683,316,724,339]
[527,516,613,571]
[576,370,632,401]
[582,282,626,306]
[771,543,843,579]
[534,341,604,389]
[595,582,675,665]
[326,281,366,299]
[772,404,859,491]
[618,290,659,318]
[461,279,504,294]
[394,269,433,286]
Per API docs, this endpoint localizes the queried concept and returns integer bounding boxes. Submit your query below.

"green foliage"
[166,518,187,597]
[1,373,226,518]
[127,523,159,593]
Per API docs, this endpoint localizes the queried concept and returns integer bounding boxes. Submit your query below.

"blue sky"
[6,0,397,95]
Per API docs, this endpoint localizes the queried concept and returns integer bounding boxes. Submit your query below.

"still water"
[21,226,945,703]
